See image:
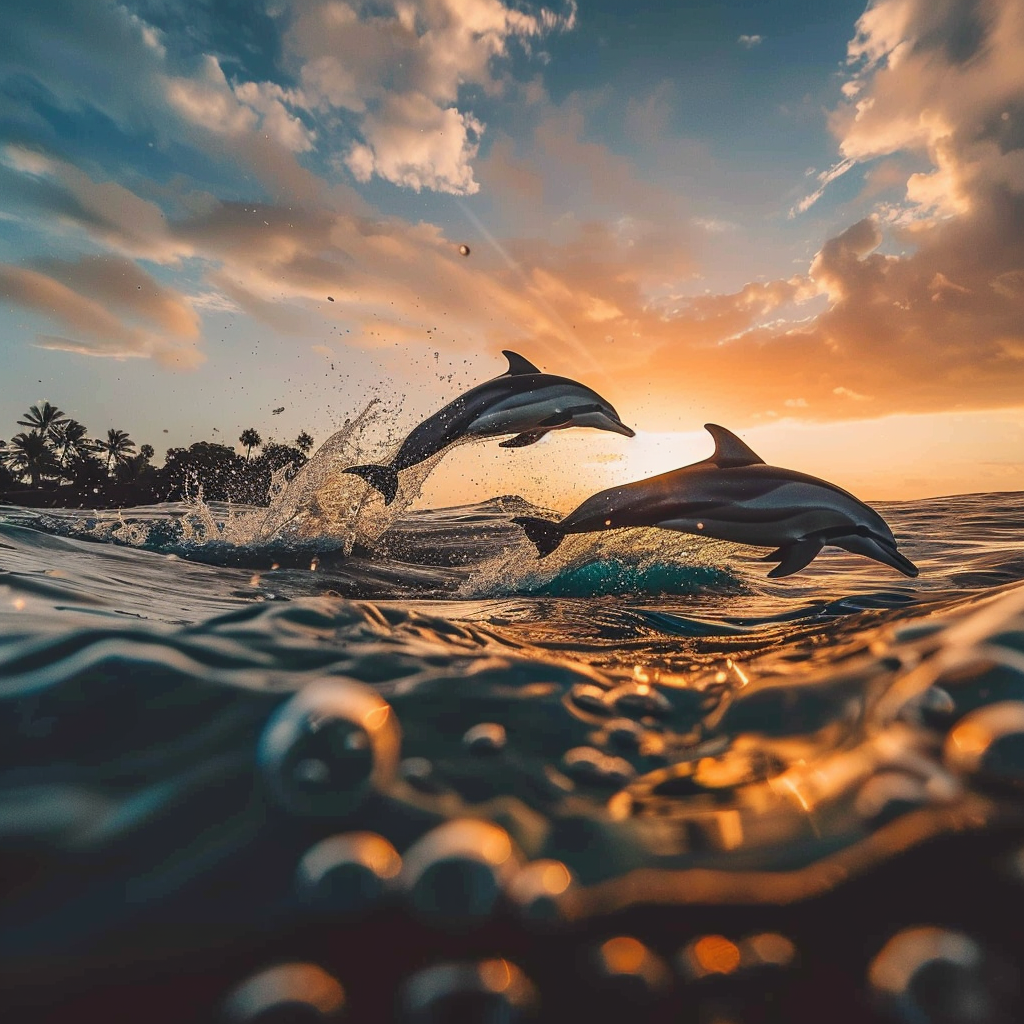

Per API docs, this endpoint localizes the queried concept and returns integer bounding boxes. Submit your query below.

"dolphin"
[513,423,918,578]
[343,350,634,504]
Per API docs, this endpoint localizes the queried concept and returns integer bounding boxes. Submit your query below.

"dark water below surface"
[3,490,1024,1023]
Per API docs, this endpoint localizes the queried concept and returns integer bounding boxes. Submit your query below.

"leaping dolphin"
[343,350,634,504]
[513,424,918,578]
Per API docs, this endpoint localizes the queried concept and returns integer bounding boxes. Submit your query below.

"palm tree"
[98,428,136,473]
[5,431,59,487]
[295,431,314,454]
[50,419,95,468]
[17,402,68,440]
[240,428,262,463]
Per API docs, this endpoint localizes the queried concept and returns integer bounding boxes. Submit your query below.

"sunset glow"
[1,0,1022,506]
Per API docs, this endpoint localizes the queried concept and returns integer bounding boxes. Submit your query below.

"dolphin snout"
[609,419,635,438]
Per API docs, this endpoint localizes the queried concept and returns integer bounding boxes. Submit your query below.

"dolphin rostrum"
[344,350,634,504]
[513,423,918,578]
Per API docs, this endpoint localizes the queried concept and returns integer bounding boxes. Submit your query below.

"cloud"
[1,145,193,263]
[0,259,203,367]
[345,94,484,194]
[791,157,857,216]
[738,34,763,48]
[284,0,577,193]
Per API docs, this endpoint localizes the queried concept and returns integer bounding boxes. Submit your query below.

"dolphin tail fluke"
[343,464,399,505]
[513,516,565,558]
[765,540,823,578]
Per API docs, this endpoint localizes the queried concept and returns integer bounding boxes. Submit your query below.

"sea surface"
[2,434,1024,1022]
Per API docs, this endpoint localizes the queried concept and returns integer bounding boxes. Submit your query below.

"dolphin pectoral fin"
[765,540,823,578]
[342,464,399,505]
[501,350,543,376]
[499,430,546,448]
[703,424,766,468]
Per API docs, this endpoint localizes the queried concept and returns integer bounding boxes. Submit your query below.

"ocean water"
[3,436,1024,1022]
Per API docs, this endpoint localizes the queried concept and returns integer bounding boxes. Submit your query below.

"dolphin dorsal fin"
[704,424,765,468]
[501,350,542,376]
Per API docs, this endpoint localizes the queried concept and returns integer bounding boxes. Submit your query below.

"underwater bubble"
[221,963,346,1022]
[678,934,743,981]
[606,718,645,750]
[930,653,1024,715]
[590,936,671,1005]
[570,683,611,716]
[463,722,506,754]
[562,747,636,788]
[399,819,521,927]
[605,685,673,719]
[944,701,1024,785]
[400,756,447,794]
[855,772,931,823]
[400,959,537,1023]
[258,680,400,817]
[296,832,401,916]
[898,686,958,729]
[738,932,797,972]
[506,860,574,925]
[868,927,1018,1024]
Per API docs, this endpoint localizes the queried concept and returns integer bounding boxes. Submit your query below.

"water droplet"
[400,756,446,794]
[506,860,574,924]
[570,683,611,716]
[606,718,645,749]
[898,685,957,728]
[591,936,671,1005]
[606,685,673,719]
[258,680,400,817]
[296,832,401,916]
[458,244,471,256]
[222,963,346,1022]
[945,700,1024,785]
[463,722,506,754]
[562,747,636,787]
[739,932,798,971]
[399,819,520,926]
[678,934,742,980]
[855,771,931,822]
[868,927,1018,1024]
[400,960,537,1022]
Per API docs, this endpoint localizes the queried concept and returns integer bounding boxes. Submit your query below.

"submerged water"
[3,434,1024,1022]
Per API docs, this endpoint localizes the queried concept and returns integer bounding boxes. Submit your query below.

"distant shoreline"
[1,484,172,510]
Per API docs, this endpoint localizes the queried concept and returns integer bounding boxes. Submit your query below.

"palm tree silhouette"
[50,419,94,468]
[98,428,136,473]
[17,402,68,440]
[295,431,314,454]
[5,431,59,487]
[240,428,262,463]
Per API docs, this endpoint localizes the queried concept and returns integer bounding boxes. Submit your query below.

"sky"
[1,0,1023,507]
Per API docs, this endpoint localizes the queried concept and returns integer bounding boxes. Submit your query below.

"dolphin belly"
[656,507,853,548]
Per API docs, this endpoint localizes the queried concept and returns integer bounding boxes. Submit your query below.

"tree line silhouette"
[0,402,314,508]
